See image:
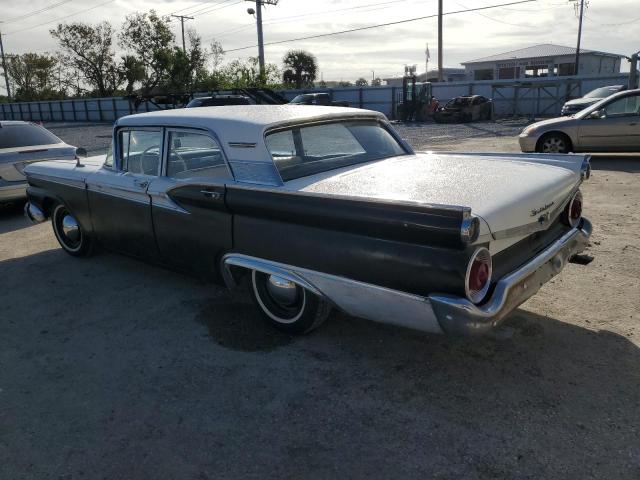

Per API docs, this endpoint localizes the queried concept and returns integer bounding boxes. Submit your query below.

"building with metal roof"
[462,44,623,81]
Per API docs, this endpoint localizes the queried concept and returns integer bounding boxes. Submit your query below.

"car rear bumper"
[0,180,27,202]
[430,218,592,335]
[518,134,537,152]
[222,218,592,336]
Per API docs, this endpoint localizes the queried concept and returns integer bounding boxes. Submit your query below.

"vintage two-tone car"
[24,105,592,336]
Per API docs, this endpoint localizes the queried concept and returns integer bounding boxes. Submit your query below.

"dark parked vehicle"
[289,93,349,107]
[23,105,592,337]
[561,85,626,116]
[186,95,251,108]
[434,95,492,123]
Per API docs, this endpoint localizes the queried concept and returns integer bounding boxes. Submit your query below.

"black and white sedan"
[24,106,592,336]
[0,121,76,203]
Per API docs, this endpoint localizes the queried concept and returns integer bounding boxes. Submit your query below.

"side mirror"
[588,109,605,120]
[75,147,88,157]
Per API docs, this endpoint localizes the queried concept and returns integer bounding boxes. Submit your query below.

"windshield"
[265,120,407,181]
[290,95,312,104]
[583,86,621,99]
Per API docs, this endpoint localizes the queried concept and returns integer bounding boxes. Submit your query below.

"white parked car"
[24,105,592,336]
[0,121,77,202]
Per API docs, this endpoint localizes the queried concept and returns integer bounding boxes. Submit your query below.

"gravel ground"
[1,121,639,479]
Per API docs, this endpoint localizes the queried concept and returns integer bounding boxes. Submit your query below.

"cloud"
[1,0,637,85]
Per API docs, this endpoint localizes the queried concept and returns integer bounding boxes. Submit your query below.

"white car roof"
[116,104,385,141]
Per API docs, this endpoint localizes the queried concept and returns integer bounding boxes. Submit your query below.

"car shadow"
[2,249,638,478]
[590,154,640,173]
[0,201,31,234]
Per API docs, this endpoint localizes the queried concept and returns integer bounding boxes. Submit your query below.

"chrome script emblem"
[531,201,554,217]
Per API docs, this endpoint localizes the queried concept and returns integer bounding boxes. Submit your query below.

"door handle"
[201,190,221,200]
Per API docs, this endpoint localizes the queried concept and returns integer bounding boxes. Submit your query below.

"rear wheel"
[52,204,93,257]
[250,270,331,334]
[537,133,571,154]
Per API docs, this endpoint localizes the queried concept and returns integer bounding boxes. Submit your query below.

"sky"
[1,0,638,93]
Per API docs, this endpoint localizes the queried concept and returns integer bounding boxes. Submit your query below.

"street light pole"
[0,26,12,101]
[437,0,443,82]
[573,0,585,75]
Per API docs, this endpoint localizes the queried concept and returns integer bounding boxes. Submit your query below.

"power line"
[2,0,75,24]
[225,0,539,52]
[203,0,415,41]
[4,0,116,36]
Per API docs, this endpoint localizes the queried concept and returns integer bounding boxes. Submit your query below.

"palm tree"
[282,50,317,89]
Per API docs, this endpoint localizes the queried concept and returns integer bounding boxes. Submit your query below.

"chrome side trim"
[27,173,85,190]
[222,254,444,334]
[430,218,592,336]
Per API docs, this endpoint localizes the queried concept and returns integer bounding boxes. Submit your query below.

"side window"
[119,129,162,176]
[167,130,230,180]
[603,95,640,117]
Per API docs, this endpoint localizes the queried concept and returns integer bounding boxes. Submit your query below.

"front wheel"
[536,133,571,154]
[52,204,93,257]
[250,270,331,334]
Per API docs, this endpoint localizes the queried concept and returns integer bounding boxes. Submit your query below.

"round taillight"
[564,191,583,228]
[465,247,492,304]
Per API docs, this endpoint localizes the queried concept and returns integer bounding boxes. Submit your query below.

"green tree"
[50,21,120,97]
[5,53,60,101]
[282,50,317,89]
[119,10,174,94]
[355,77,368,87]
[120,55,145,95]
[223,57,280,88]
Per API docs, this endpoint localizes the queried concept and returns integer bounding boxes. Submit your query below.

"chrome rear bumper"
[430,218,592,335]
[222,218,592,336]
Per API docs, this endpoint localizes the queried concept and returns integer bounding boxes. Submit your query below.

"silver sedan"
[0,121,77,202]
[519,89,640,153]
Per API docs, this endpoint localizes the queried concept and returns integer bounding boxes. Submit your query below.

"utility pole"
[0,26,12,101]
[437,0,443,82]
[246,0,278,79]
[573,0,585,75]
[425,42,430,81]
[171,15,194,53]
[628,52,639,90]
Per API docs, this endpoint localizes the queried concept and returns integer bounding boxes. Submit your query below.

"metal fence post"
[391,87,397,120]
[98,99,103,122]
[60,101,65,122]
[111,97,117,121]
[72,101,77,121]
[48,101,53,121]
[358,88,363,108]
[84,99,89,121]
[37,102,43,121]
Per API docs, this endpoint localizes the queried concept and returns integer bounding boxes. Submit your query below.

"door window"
[120,129,162,175]
[167,131,230,180]
[603,95,640,117]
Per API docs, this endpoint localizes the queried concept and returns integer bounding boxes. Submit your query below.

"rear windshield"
[0,123,63,149]
[584,86,622,99]
[265,120,407,181]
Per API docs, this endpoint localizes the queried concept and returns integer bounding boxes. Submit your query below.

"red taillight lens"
[563,191,583,228]
[465,248,492,304]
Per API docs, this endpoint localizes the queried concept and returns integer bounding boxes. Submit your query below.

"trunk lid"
[0,144,76,181]
[285,152,582,236]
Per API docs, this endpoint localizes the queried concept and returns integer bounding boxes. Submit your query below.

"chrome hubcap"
[266,275,298,305]
[61,215,80,243]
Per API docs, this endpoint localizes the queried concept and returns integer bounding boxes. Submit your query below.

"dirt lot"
[1,122,639,479]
